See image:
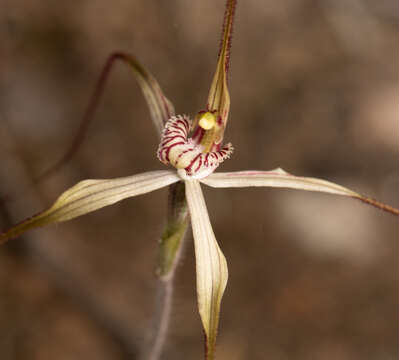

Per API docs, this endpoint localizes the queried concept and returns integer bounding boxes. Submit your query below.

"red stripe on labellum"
[163,141,185,163]
[158,115,233,177]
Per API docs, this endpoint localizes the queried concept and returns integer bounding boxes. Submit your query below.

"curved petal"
[185,179,228,360]
[122,53,175,134]
[37,52,175,181]
[0,170,180,244]
[201,168,399,215]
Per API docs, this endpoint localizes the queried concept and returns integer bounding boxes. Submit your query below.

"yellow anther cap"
[198,112,217,130]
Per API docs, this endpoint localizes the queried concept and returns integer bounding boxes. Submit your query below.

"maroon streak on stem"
[219,0,237,77]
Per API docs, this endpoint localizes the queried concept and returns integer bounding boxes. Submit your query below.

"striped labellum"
[157,115,233,179]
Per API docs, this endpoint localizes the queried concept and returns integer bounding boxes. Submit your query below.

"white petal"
[125,53,175,134]
[1,170,179,243]
[185,179,228,359]
[201,169,358,196]
[201,169,399,215]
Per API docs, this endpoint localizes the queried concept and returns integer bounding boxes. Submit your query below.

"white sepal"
[1,170,180,242]
[185,179,228,360]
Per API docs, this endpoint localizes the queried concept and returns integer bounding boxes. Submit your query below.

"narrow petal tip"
[354,195,399,216]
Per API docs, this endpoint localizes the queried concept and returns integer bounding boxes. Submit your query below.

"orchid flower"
[2,1,399,359]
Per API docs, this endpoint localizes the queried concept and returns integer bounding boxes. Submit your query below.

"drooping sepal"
[0,171,180,244]
[185,179,228,360]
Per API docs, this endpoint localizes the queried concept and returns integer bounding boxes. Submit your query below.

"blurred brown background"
[1,0,399,359]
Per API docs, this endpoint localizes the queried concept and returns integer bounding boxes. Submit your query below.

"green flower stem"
[144,276,174,360]
[143,181,189,360]
[158,182,188,278]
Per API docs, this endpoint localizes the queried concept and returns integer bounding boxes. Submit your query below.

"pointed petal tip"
[354,195,399,216]
[202,169,399,217]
